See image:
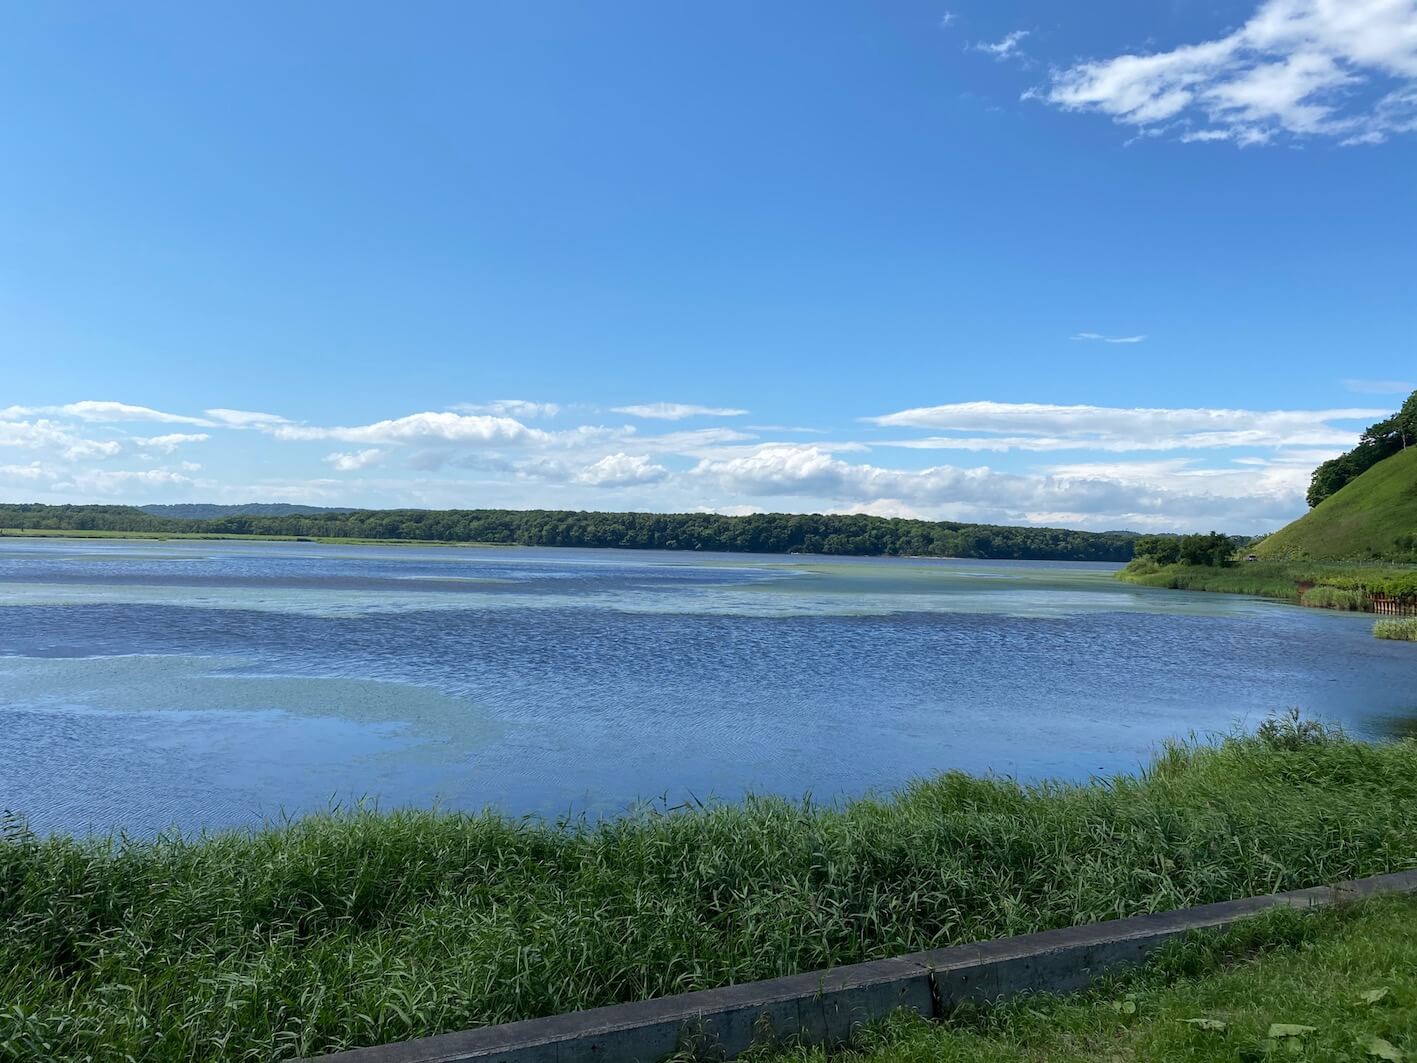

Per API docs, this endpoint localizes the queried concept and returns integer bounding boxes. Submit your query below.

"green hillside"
[1255,445,1417,561]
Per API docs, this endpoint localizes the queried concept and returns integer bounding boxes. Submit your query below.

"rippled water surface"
[2,537,1414,836]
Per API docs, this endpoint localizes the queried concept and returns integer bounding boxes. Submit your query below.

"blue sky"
[3,0,1414,531]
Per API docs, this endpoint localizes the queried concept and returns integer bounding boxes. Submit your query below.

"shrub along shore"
[4,720,1417,1061]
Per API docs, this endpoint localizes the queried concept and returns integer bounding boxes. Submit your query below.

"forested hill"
[139,503,355,520]
[0,503,1141,561]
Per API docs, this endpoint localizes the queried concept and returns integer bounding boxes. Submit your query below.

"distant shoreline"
[0,504,1142,562]
[0,527,513,548]
[0,528,1133,564]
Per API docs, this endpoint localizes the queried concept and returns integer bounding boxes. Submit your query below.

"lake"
[2,537,1414,837]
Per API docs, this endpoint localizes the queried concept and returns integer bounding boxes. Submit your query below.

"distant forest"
[138,503,355,520]
[0,503,1141,561]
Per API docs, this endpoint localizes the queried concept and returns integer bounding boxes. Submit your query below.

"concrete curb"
[307,868,1417,1063]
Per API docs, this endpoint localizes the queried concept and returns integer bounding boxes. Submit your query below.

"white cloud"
[0,459,203,498]
[271,411,554,446]
[864,400,1381,452]
[453,400,562,419]
[58,401,213,426]
[324,449,385,472]
[610,403,749,421]
[1344,377,1414,394]
[1072,332,1148,344]
[690,444,1308,531]
[976,30,1031,62]
[2,393,1374,531]
[205,408,290,426]
[620,427,758,455]
[1043,0,1417,145]
[0,419,123,461]
[0,419,83,451]
[939,11,958,29]
[133,433,210,454]
[61,439,123,461]
[828,499,933,520]
[878,429,1357,452]
[0,461,49,481]
[572,453,669,488]
[65,467,199,494]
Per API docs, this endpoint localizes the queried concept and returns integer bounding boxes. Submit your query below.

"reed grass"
[1299,585,1371,611]
[1374,618,1417,641]
[4,719,1417,1061]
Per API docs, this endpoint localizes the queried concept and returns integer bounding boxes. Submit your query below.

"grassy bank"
[761,894,1417,1063]
[4,720,1417,1060]
[1254,444,1417,562]
[1118,559,1417,605]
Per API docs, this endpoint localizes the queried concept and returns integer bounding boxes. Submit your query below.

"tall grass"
[1118,560,1417,604]
[1374,618,1417,641]
[4,723,1417,1061]
[1299,585,1371,611]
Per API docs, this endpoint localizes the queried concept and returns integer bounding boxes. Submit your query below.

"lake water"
[2,537,1414,837]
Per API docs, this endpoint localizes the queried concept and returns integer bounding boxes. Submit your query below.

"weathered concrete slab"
[313,957,931,1063]
[306,868,1417,1063]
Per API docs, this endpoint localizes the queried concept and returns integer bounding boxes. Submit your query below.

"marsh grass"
[1299,585,1371,611]
[1375,618,1417,641]
[755,894,1417,1063]
[5,722,1417,1061]
[1118,560,1417,603]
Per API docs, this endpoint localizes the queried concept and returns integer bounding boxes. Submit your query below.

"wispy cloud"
[324,449,384,471]
[975,30,1031,62]
[271,411,554,446]
[453,399,562,419]
[205,408,290,426]
[1072,332,1149,344]
[939,11,958,29]
[133,433,210,454]
[1344,378,1414,395]
[1041,0,1417,146]
[59,401,214,426]
[610,403,749,421]
[864,400,1382,454]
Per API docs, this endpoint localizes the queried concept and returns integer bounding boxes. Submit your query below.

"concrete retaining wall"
[307,868,1417,1063]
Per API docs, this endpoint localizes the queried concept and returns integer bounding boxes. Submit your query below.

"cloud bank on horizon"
[0,396,1390,533]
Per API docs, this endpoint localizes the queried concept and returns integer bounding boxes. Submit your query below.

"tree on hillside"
[1307,390,1417,508]
[1399,390,1417,449]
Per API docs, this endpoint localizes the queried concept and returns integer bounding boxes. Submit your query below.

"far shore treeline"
[0,503,1142,561]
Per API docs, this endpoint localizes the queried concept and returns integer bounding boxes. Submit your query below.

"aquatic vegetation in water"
[1299,585,1371,611]
[1374,618,1417,641]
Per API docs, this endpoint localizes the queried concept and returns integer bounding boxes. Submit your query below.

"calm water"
[2,538,1414,837]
